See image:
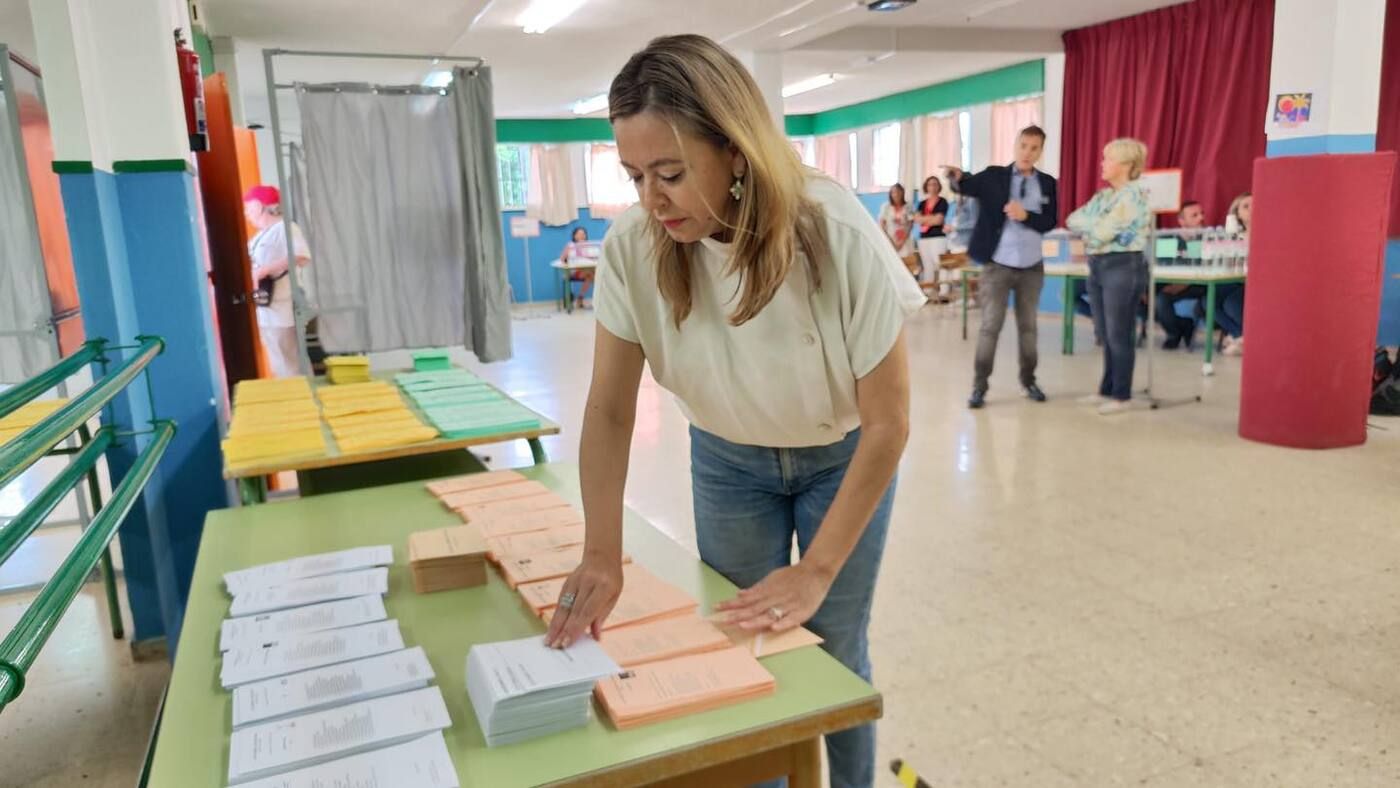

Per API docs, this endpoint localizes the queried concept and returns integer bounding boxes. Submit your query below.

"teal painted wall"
[496,59,1045,144]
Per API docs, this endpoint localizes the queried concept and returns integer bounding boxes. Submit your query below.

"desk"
[224,374,560,505]
[960,262,1247,367]
[147,464,882,788]
[551,261,598,314]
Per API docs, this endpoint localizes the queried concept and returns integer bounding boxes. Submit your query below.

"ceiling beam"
[793,25,1063,54]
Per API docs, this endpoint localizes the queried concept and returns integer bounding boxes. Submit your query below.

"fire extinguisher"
[174,29,208,152]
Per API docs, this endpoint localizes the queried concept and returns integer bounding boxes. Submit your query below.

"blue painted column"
[31,0,228,652]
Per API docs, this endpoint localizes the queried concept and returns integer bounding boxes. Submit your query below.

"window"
[496,144,530,209]
[789,137,816,167]
[958,111,972,172]
[586,144,636,219]
[871,122,901,190]
[847,132,859,190]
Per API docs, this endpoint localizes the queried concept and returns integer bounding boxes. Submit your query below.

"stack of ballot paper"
[483,523,586,563]
[594,614,825,669]
[523,564,697,629]
[465,635,619,747]
[316,381,438,453]
[224,545,394,595]
[394,369,543,439]
[498,546,631,589]
[324,354,372,384]
[454,491,576,526]
[0,398,67,445]
[227,686,453,784]
[220,595,388,653]
[593,646,776,730]
[408,524,489,593]
[228,567,390,617]
[232,646,435,727]
[220,619,405,689]
[411,348,453,372]
[222,379,326,470]
[234,732,458,788]
[424,469,527,498]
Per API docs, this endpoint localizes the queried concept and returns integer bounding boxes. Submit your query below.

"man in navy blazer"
[947,125,1058,409]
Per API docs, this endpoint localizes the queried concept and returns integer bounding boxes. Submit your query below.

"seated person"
[1155,200,1208,350]
[560,226,596,308]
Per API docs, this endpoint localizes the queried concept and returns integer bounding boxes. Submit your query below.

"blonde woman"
[1067,138,1153,415]
[544,34,924,787]
[1219,192,1251,355]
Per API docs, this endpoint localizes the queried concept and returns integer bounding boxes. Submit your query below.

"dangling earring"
[729,174,745,202]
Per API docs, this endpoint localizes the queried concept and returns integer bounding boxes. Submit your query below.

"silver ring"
[768,606,784,621]
[559,592,577,609]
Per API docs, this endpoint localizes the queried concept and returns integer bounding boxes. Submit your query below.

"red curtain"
[1378,0,1400,236]
[1060,0,1274,227]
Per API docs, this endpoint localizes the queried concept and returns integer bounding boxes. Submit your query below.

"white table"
[551,261,598,313]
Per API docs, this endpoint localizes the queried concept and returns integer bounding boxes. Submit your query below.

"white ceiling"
[1,0,1187,121]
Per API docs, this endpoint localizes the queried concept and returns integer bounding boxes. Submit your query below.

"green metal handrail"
[0,427,113,566]
[0,419,175,712]
[0,339,107,421]
[0,335,164,490]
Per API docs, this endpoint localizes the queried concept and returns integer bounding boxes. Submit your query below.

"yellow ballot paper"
[426,470,527,499]
[599,616,732,668]
[594,646,776,729]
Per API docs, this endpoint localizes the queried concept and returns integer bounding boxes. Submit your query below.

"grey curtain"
[453,67,511,362]
[0,57,56,382]
[294,74,511,362]
[298,85,466,353]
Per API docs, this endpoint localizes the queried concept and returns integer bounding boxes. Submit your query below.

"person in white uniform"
[243,185,311,378]
[542,35,925,788]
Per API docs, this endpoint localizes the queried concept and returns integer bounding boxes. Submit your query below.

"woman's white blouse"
[595,177,926,448]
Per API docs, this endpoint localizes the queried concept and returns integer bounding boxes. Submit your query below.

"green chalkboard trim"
[52,160,95,174]
[112,159,193,174]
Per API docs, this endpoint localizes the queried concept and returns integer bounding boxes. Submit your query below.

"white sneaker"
[1098,400,1131,416]
[1222,336,1243,356]
[1078,394,1109,405]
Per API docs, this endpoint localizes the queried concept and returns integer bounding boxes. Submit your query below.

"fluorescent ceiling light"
[572,93,609,115]
[782,73,837,98]
[518,0,588,34]
[421,70,453,88]
[964,0,1021,20]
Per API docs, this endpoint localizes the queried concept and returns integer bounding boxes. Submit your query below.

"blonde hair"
[1229,191,1252,230]
[608,35,829,328]
[1104,138,1148,180]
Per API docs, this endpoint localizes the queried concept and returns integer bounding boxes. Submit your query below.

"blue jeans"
[690,426,896,788]
[1087,252,1148,400]
[1216,283,1245,338]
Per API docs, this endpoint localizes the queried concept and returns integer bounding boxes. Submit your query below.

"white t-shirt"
[248,220,311,329]
[595,176,926,448]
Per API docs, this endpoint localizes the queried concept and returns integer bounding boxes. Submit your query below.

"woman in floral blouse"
[1066,138,1153,415]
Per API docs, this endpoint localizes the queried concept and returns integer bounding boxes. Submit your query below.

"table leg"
[1202,281,1218,375]
[528,437,548,465]
[789,737,823,788]
[961,270,970,340]
[1062,275,1075,355]
[238,476,268,506]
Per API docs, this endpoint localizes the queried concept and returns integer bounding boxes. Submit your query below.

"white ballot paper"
[224,546,394,596]
[227,686,453,785]
[465,635,618,747]
[221,620,404,689]
[220,595,387,653]
[229,731,459,788]
[232,647,435,728]
[229,568,389,617]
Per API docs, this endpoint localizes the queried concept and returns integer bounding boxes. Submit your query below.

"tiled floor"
[3,304,1398,787]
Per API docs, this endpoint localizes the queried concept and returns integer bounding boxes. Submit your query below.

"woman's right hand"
[544,553,623,649]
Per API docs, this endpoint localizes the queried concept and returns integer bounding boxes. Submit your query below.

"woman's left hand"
[714,563,834,633]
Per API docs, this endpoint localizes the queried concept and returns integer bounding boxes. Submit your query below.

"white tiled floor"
[3,304,1398,787]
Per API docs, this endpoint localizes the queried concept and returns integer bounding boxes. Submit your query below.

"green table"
[148,463,881,787]
[226,372,559,505]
